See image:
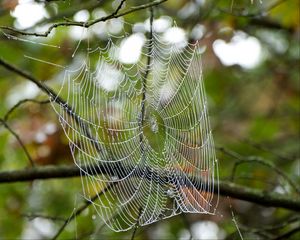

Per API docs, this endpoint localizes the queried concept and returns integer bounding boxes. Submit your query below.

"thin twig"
[0,58,101,152]
[138,1,154,151]
[233,158,300,195]
[261,215,300,231]
[239,215,300,238]
[0,0,167,37]
[273,226,300,240]
[241,138,295,162]
[219,0,287,18]
[131,207,143,240]
[22,213,66,222]
[25,1,106,31]
[139,3,154,127]
[4,99,50,122]
[0,58,68,108]
[52,182,117,240]
[134,7,154,238]
[131,224,139,240]
[0,118,35,167]
[217,147,300,195]
[228,196,244,240]
[91,210,121,238]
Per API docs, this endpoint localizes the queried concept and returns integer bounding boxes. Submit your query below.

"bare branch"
[0,58,101,152]
[130,208,143,240]
[0,0,167,37]
[0,164,299,211]
[0,119,35,167]
[0,58,67,106]
[231,158,300,194]
[239,215,300,239]
[52,182,117,240]
[274,226,300,240]
[3,98,50,122]
[24,1,106,32]
[217,147,300,195]
[219,0,287,18]
[22,213,66,222]
[242,138,295,162]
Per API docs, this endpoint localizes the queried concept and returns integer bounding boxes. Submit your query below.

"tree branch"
[0,58,101,152]
[52,181,117,240]
[242,138,295,162]
[274,226,300,240]
[0,58,68,108]
[0,119,35,167]
[219,0,287,18]
[0,164,299,212]
[0,0,167,37]
[3,98,50,122]
[217,146,300,195]
[22,213,66,222]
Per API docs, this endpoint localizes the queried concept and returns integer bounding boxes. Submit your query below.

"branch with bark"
[0,164,299,212]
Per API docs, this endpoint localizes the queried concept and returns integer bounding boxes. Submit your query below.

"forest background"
[0,0,299,239]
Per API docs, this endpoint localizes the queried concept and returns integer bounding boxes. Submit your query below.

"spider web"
[50,18,219,231]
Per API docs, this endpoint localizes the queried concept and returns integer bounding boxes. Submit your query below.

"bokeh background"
[0,0,299,239]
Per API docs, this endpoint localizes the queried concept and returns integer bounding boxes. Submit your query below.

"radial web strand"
[50,19,219,231]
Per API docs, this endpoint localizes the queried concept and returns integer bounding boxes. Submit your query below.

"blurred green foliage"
[0,0,299,239]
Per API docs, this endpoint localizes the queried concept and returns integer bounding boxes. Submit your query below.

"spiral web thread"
[51,18,219,231]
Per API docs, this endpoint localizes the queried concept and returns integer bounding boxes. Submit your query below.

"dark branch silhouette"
[217,147,300,195]
[0,164,299,211]
[3,98,50,122]
[0,119,35,167]
[0,0,167,37]
[52,182,117,240]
